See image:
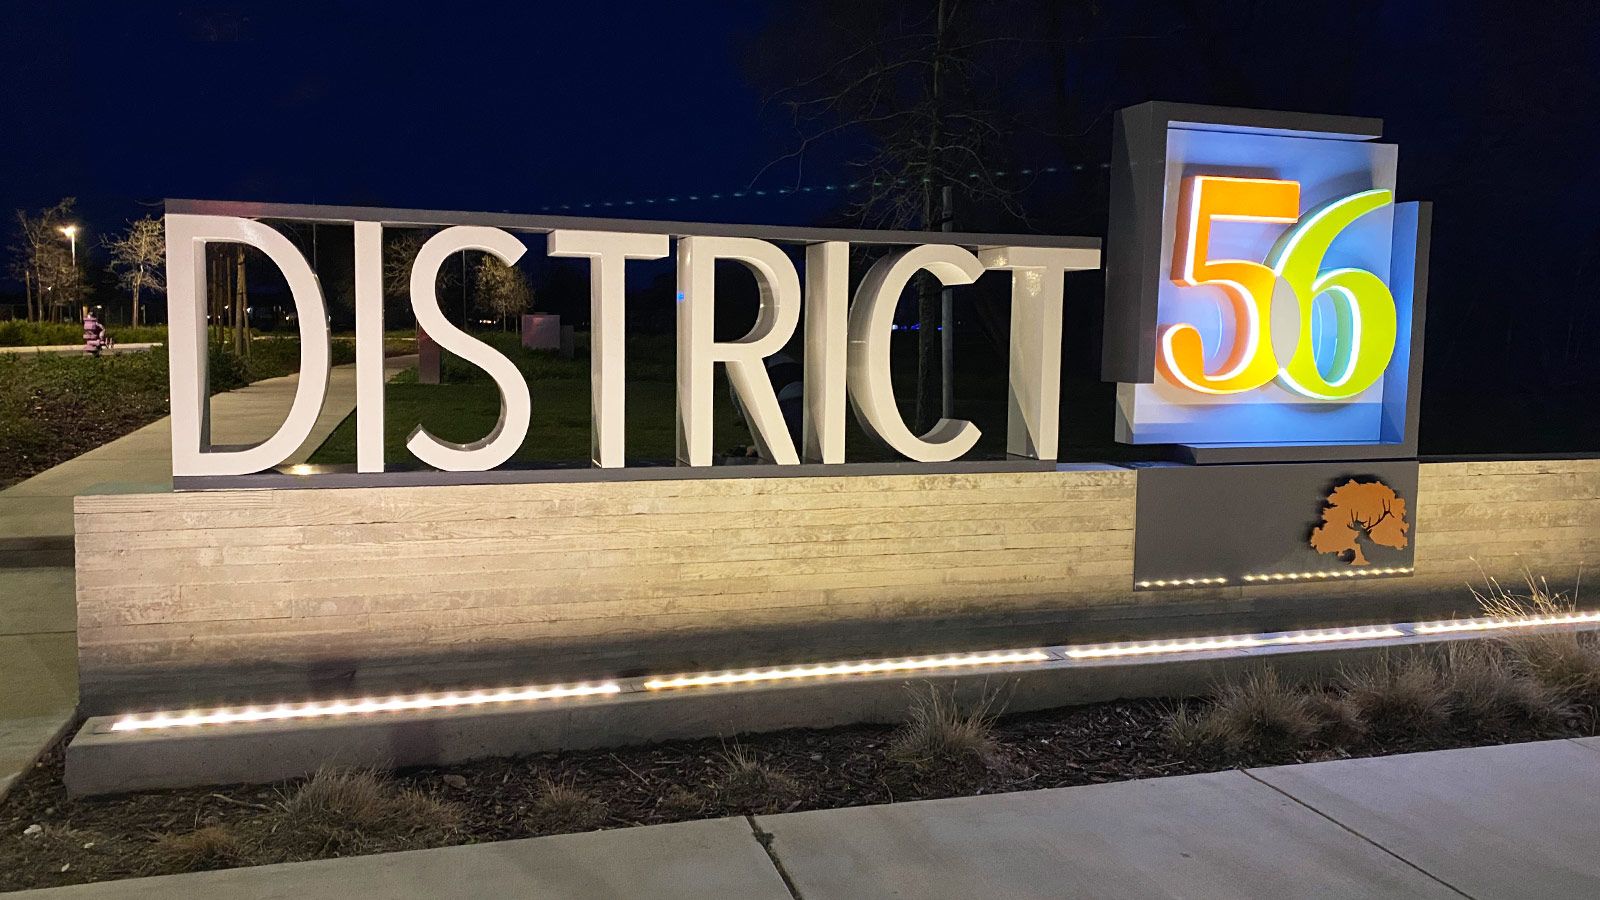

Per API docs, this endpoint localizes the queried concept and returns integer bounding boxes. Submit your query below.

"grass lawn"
[0,334,415,487]
[311,333,738,465]
[311,379,691,464]
[308,329,1026,467]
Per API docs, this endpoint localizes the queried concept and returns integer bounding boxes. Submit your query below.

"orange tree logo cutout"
[1308,479,1410,566]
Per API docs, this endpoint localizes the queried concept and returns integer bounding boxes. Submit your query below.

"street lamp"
[59,225,78,267]
[59,225,79,318]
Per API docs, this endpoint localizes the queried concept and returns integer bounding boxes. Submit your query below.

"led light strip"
[109,683,621,733]
[1415,609,1600,635]
[1242,566,1413,583]
[1063,625,1405,660]
[1065,636,1269,658]
[642,650,1052,690]
[104,609,1600,733]
[1135,577,1229,589]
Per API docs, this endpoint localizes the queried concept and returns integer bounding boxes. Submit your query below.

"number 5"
[1161,176,1300,394]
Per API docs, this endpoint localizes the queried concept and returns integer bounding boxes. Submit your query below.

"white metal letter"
[354,221,385,473]
[847,245,984,462]
[978,246,1100,460]
[165,214,331,477]
[675,236,803,466]
[407,226,532,471]
[547,230,670,468]
[803,242,849,464]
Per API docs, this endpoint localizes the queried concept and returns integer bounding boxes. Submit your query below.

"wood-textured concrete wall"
[1414,459,1599,583]
[73,459,1599,713]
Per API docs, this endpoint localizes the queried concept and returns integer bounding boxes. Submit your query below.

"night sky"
[1,3,815,226]
[4,1,1598,451]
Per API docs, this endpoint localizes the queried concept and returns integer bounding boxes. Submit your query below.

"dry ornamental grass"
[528,779,608,833]
[4,577,1597,892]
[712,745,802,815]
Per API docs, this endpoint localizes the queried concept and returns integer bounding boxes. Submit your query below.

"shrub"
[147,826,252,873]
[655,786,708,819]
[0,320,169,346]
[1203,669,1319,757]
[1306,691,1368,746]
[1162,703,1229,759]
[1341,654,1452,738]
[712,745,801,814]
[1443,641,1569,734]
[276,768,460,857]
[528,779,607,833]
[888,687,1000,769]
[1471,570,1600,721]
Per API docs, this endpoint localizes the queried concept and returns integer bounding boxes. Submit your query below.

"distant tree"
[199,243,252,355]
[9,198,79,322]
[383,231,429,302]
[103,217,165,327]
[1309,480,1410,566]
[751,0,1026,431]
[474,256,531,330]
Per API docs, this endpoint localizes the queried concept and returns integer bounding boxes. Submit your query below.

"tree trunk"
[233,246,248,357]
[23,268,34,322]
[210,250,226,347]
[913,0,950,435]
[130,269,143,328]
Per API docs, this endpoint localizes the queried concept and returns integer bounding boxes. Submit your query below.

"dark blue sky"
[5,1,1598,452]
[1,2,835,226]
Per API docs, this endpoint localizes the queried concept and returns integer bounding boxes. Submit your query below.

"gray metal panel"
[1176,443,1419,465]
[163,199,1099,250]
[1133,460,1419,586]
[1397,202,1432,452]
[1101,103,1166,383]
[1147,101,1382,141]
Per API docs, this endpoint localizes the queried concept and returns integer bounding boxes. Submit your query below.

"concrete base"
[63,620,1599,796]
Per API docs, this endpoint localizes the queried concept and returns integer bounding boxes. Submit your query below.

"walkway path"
[0,355,415,800]
[18,737,1600,898]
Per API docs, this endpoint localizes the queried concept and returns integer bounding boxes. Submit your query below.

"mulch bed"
[0,696,1581,892]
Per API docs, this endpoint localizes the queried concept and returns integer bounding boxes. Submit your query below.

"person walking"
[82,310,112,357]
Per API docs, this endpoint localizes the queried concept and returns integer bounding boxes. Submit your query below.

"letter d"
[166,214,331,477]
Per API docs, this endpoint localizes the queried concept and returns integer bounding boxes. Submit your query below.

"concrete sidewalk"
[16,738,1600,898]
[0,355,415,800]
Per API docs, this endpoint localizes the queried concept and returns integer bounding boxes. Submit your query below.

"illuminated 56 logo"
[1161,176,1396,400]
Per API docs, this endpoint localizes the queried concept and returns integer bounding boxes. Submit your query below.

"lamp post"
[59,225,79,317]
[59,224,78,267]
